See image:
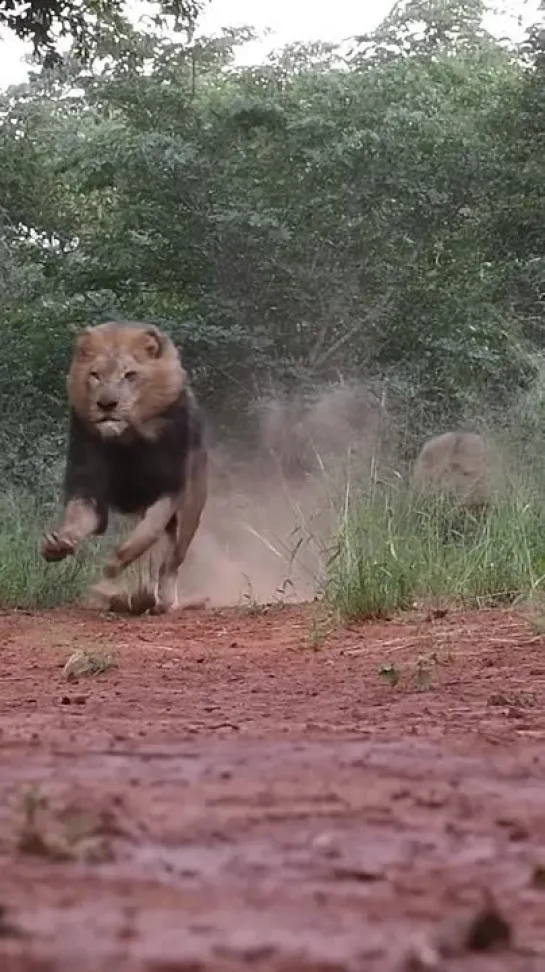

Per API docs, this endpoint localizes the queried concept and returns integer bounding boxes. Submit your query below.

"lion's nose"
[97,394,118,413]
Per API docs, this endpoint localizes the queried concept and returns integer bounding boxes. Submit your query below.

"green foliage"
[0,492,96,608]
[326,484,545,621]
[0,0,204,66]
[0,0,542,563]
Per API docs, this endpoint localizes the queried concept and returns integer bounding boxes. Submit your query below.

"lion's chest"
[103,440,183,514]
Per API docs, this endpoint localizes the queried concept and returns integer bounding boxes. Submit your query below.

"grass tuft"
[0,490,98,609]
[326,483,545,621]
[63,647,118,680]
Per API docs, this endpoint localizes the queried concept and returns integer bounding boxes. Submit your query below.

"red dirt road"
[0,604,544,970]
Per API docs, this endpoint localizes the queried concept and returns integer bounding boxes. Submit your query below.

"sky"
[0,0,541,90]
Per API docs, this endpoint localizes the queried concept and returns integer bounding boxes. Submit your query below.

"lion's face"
[67,322,185,441]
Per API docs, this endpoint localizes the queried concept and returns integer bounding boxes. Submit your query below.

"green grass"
[0,490,98,609]
[325,484,545,621]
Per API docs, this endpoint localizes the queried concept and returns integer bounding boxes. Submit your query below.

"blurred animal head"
[411,430,502,510]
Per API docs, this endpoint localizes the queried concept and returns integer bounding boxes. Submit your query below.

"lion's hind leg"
[88,498,176,613]
[154,449,208,614]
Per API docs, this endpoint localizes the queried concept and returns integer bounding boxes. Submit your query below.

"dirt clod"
[531,865,545,888]
[436,893,512,954]
[0,905,23,939]
[402,894,512,970]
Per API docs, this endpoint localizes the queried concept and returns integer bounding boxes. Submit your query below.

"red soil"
[0,603,544,970]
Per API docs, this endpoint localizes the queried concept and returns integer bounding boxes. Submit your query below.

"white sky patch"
[0,0,541,89]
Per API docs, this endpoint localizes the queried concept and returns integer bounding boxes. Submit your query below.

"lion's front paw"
[41,532,76,562]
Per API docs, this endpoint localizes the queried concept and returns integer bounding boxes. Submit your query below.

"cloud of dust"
[110,405,522,611]
[174,381,395,607]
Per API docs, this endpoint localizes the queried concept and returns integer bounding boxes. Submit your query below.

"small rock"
[401,934,441,970]
[312,832,338,856]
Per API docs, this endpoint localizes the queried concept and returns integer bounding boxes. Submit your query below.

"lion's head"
[411,430,502,509]
[67,321,185,441]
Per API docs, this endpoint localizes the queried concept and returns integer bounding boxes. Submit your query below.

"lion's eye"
[89,370,100,380]
[124,370,138,381]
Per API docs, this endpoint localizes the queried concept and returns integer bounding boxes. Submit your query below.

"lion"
[411,430,502,511]
[40,320,208,614]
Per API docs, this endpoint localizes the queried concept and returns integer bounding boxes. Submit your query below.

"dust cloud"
[128,390,512,610]
[175,381,394,607]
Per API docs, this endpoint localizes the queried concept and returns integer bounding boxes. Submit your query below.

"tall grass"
[0,491,98,608]
[325,483,545,620]
[2,438,545,618]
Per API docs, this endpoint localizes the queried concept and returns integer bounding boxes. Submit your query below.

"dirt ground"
[0,603,544,970]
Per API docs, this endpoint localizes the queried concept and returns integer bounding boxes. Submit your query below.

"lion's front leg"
[41,499,101,562]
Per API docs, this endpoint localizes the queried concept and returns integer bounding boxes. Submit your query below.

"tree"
[0,0,544,490]
[0,0,204,66]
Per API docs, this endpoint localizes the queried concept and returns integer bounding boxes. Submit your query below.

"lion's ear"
[140,325,166,359]
[73,327,97,360]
